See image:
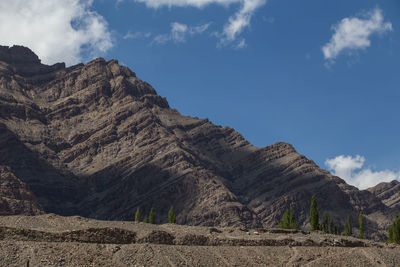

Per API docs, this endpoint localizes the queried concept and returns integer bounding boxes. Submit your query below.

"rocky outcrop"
[0,45,396,240]
[368,180,400,209]
[0,166,43,215]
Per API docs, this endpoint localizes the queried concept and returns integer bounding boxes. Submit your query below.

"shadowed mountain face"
[0,45,396,240]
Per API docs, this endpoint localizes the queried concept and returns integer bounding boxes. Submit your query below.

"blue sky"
[1,0,399,189]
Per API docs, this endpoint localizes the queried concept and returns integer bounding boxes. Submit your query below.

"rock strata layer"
[0,45,397,240]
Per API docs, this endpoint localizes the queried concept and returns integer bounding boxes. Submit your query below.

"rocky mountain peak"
[0,45,65,78]
[0,45,41,65]
[0,46,398,241]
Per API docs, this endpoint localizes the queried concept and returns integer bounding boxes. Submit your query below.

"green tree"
[329,218,334,234]
[135,207,141,223]
[335,224,340,235]
[359,212,364,239]
[322,212,329,233]
[309,194,319,231]
[168,206,176,224]
[143,215,148,223]
[388,216,400,244]
[279,208,299,229]
[149,208,156,224]
[388,224,394,243]
[344,216,352,236]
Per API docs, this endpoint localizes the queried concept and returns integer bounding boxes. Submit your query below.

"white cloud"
[235,38,247,49]
[221,0,266,44]
[325,155,400,190]
[124,31,152,40]
[0,0,113,66]
[153,22,211,44]
[134,0,267,46]
[171,22,189,43]
[322,7,392,62]
[134,0,239,8]
[191,23,212,35]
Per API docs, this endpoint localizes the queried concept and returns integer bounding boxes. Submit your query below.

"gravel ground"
[0,214,399,266]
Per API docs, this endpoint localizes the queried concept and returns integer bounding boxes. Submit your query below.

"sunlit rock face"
[0,45,396,240]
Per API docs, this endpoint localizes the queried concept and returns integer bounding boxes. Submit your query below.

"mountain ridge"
[0,45,398,241]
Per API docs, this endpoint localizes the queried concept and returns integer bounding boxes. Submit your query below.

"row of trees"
[134,206,177,224]
[310,194,363,237]
[310,194,400,244]
[279,194,364,239]
[137,198,399,244]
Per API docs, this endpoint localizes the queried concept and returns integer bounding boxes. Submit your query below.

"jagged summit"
[0,46,397,241]
[0,45,65,78]
[0,45,41,65]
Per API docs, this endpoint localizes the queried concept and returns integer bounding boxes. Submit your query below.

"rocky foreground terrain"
[0,45,400,241]
[0,214,399,266]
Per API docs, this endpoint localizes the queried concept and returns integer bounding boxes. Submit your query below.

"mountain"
[368,180,400,209]
[0,166,43,215]
[0,45,396,240]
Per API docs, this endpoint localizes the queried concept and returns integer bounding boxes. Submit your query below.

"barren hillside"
[0,214,399,266]
[0,45,397,241]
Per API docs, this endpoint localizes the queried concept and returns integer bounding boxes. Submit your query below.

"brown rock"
[0,166,43,215]
[0,45,396,241]
[368,180,400,209]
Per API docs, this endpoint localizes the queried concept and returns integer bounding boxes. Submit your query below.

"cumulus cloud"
[0,0,113,66]
[325,155,400,190]
[153,22,211,44]
[134,0,267,47]
[322,7,392,62]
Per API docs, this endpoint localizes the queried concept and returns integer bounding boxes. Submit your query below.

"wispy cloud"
[0,0,113,66]
[123,31,152,40]
[235,38,247,49]
[134,0,267,47]
[325,155,400,190]
[134,0,239,8]
[152,22,211,45]
[220,0,266,46]
[322,7,392,63]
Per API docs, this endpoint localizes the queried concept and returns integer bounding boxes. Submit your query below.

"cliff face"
[0,45,395,239]
[0,166,43,215]
[368,180,400,209]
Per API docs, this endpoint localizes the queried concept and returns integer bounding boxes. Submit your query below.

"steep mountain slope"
[0,166,43,215]
[0,45,395,239]
[368,180,400,209]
